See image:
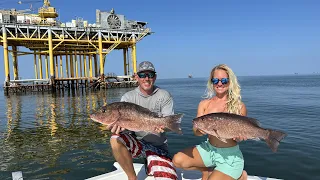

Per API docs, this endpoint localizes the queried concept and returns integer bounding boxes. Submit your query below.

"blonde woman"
[173,64,248,180]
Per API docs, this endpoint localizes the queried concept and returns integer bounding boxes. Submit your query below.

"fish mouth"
[192,120,198,127]
[89,114,98,122]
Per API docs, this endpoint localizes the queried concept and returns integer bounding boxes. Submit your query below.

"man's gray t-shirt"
[120,86,174,149]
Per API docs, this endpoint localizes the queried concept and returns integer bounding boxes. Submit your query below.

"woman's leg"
[207,170,234,180]
[172,146,212,180]
[207,170,247,180]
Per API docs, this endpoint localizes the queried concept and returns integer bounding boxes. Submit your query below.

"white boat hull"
[86,162,282,180]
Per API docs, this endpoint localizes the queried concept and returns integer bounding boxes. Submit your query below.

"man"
[108,61,178,180]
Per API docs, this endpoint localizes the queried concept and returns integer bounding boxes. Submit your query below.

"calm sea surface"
[0,75,319,180]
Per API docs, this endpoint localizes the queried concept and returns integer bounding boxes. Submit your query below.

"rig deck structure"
[0,0,152,94]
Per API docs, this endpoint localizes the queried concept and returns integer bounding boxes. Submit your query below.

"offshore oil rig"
[0,0,151,93]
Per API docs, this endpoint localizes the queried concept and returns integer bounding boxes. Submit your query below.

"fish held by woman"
[193,112,287,152]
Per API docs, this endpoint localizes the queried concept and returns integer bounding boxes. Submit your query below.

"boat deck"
[85,162,282,180]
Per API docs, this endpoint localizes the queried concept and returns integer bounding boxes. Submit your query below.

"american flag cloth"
[111,133,178,180]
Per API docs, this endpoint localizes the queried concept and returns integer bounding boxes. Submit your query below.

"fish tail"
[266,130,287,152]
[166,113,184,134]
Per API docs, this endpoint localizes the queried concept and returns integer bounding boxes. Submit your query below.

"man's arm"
[161,94,174,116]
[154,92,174,133]
[120,94,128,102]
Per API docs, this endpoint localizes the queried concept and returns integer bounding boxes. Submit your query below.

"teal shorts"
[196,139,244,179]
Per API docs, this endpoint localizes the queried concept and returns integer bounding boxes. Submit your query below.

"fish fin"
[166,113,184,135]
[221,113,262,127]
[149,131,161,136]
[245,116,262,127]
[218,137,228,143]
[265,130,287,152]
[214,130,228,143]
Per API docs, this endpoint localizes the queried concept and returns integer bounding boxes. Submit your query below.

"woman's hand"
[198,129,207,135]
[193,127,207,136]
[233,136,248,142]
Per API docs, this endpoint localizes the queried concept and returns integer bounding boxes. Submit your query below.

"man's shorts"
[196,139,244,179]
[111,132,178,180]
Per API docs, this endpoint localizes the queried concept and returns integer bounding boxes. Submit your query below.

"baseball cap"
[137,61,156,73]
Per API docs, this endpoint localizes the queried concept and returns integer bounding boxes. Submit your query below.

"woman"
[173,64,248,180]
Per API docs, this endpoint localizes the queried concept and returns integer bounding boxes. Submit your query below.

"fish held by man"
[90,101,183,135]
[192,112,287,152]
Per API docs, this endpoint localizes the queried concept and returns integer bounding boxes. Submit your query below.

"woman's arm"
[233,102,248,141]
[193,100,207,136]
[240,102,247,116]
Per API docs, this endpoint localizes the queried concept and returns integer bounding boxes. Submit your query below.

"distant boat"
[188,74,192,78]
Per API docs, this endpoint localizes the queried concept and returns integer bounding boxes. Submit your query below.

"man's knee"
[110,136,126,150]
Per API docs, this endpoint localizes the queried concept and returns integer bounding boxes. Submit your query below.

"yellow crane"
[18,0,58,25]
[38,0,58,25]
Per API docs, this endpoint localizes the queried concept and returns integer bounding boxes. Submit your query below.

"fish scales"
[90,102,183,134]
[193,112,287,152]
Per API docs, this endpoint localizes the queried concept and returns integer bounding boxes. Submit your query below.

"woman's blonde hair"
[203,64,242,115]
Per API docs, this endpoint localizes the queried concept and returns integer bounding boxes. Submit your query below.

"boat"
[188,74,192,78]
[85,162,282,180]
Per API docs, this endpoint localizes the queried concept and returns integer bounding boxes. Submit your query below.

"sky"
[0,0,319,80]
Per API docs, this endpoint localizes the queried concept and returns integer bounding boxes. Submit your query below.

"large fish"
[193,112,287,152]
[90,101,183,134]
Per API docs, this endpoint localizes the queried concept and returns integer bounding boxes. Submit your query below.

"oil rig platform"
[0,0,152,93]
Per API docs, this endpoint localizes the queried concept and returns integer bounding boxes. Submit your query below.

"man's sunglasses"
[137,72,156,78]
[211,78,229,85]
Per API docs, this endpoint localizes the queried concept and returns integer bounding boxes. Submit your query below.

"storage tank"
[25,16,31,24]
[83,20,88,27]
[31,16,40,24]
[17,15,25,23]
[76,18,84,28]
[47,18,55,23]
[71,19,76,27]
[3,14,11,23]
[66,22,73,27]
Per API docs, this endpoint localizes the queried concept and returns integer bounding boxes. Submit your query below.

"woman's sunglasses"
[211,78,229,85]
[137,72,156,78]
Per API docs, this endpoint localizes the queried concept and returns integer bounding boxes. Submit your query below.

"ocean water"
[0,75,319,180]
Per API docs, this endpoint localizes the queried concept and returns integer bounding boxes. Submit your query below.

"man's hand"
[107,124,125,134]
[233,136,248,142]
[154,126,165,133]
